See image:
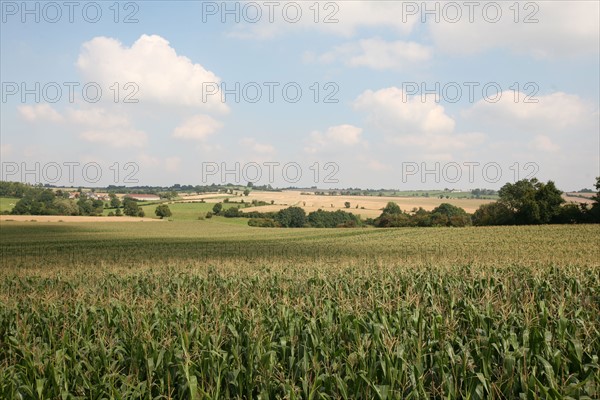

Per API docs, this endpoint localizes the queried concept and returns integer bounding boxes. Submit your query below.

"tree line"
[209,177,600,228]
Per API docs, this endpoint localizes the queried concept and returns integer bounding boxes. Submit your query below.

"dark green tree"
[498,179,564,224]
[123,197,141,217]
[155,204,172,219]
[109,193,121,208]
[276,206,307,227]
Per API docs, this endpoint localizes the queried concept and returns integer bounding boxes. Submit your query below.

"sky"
[1,0,599,190]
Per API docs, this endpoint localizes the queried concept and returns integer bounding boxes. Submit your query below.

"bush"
[205,212,213,219]
[248,218,280,227]
[223,207,242,218]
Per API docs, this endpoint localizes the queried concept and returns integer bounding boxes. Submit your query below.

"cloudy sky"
[1,1,598,190]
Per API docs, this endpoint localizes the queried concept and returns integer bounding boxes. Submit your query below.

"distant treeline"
[7,188,105,216]
[2,178,599,226]
[212,177,600,228]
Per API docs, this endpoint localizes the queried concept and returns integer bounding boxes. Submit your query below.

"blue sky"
[1,1,598,190]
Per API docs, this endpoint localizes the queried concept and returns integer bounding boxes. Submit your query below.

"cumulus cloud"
[305,124,364,153]
[310,38,432,70]
[352,87,491,159]
[354,87,455,135]
[0,143,13,158]
[229,1,420,39]
[80,129,147,148]
[463,91,594,133]
[66,108,130,129]
[531,135,560,153]
[18,104,149,148]
[239,138,276,154]
[165,156,182,172]
[429,2,599,57]
[172,115,223,141]
[18,104,64,123]
[77,34,228,113]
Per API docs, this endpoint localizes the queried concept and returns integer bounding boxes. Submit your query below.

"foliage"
[472,202,515,226]
[498,179,564,224]
[275,206,307,228]
[109,193,121,208]
[155,204,172,219]
[223,207,242,218]
[123,197,142,217]
[307,209,361,228]
[248,218,280,227]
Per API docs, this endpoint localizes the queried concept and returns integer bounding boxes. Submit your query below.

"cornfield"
[0,222,598,398]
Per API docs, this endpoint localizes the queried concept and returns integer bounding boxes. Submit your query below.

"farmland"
[0,221,599,398]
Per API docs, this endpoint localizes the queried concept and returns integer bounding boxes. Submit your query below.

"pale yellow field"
[240,190,494,217]
[563,193,595,204]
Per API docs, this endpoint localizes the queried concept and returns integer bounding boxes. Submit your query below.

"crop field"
[0,222,599,399]
[242,191,495,217]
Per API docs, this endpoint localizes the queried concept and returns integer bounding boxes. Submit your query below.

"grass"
[0,197,19,213]
[0,221,598,398]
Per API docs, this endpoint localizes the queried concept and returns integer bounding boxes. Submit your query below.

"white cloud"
[229,1,420,39]
[18,104,149,149]
[80,129,147,148]
[305,124,364,153]
[66,108,130,129]
[354,87,455,135]
[313,38,432,70]
[77,34,228,113]
[0,144,13,158]
[239,138,276,154]
[18,104,64,123]
[531,135,560,153]
[172,115,223,141]
[165,156,182,172]
[429,2,599,58]
[463,91,594,133]
[352,87,490,159]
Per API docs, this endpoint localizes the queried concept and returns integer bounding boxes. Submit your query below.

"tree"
[243,189,250,196]
[344,202,351,209]
[382,202,402,215]
[590,177,600,223]
[276,207,307,227]
[155,204,172,219]
[212,203,223,214]
[123,197,141,217]
[430,203,471,227]
[472,202,515,226]
[498,178,564,224]
[109,193,121,208]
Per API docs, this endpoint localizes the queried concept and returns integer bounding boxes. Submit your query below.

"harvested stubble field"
[0,221,599,399]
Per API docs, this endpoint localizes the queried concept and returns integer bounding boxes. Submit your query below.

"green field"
[0,221,599,398]
[0,197,19,213]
